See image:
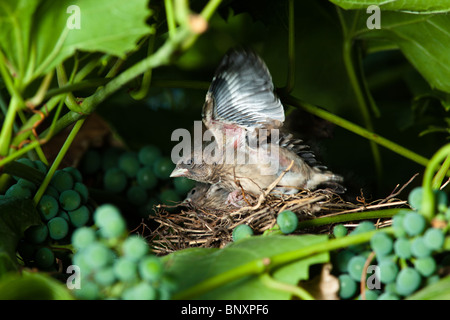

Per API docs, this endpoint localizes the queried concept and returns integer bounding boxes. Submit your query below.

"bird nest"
[148,187,409,256]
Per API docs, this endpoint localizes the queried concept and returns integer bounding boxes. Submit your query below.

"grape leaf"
[164,235,329,299]
[0,0,154,85]
[339,9,450,94]
[329,0,450,13]
[0,271,73,299]
[0,197,41,276]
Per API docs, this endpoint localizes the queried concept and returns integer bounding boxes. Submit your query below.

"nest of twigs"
[149,186,409,255]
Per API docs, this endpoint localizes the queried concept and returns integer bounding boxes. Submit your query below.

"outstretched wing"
[202,49,285,133]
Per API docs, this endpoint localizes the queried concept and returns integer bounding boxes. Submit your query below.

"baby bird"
[171,49,344,205]
[183,183,249,210]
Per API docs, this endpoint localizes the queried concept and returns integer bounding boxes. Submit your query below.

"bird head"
[170,154,216,184]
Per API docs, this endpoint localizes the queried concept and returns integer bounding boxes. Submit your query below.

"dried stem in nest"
[149,170,414,256]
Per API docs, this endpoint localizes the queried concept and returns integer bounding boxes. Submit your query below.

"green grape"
[377,292,400,300]
[17,240,37,261]
[80,149,102,175]
[68,205,90,227]
[394,237,412,259]
[384,282,398,295]
[423,228,445,251]
[101,147,123,171]
[94,204,126,238]
[414,256,436,277]
[232,224,254,241]
[63,167,83,183]
[51,170,74,192]
[24,224,49,244]
[33,160,48,174]
[5,184,32,199]
[445,208,450,222]
[74,281,100,300]
[127,185,148,206]
[59,190,81,211]
[94,266,116,286]
[159,189,181,206]
[333,224,347,238]
[370,232,393,257]
[118,152,140,178]
[395,267,421,296]
[434,190,448,213]
[138,145,161,166]
[17,178,37,192]
[47,217,69,240]
[122,235,149,261]
[72,227,97,249]
[103,168,127,193]
[34,247,55,269]
[358,290,380,300]
[15,157,35,172]
[426,275,440,286]
[74,182,89,204]
[277,210,298,234]
[153,157,175,180]
[114,257,138,282]
[138,198,159,218]
[139,255,163,282]
[84,242,114,270]
[58,210,70,222]
[38,195,59,221]
[411,236,432,258]
[173,177,196,195]
[159,275,177,300]
[403,211,426,237]
[351,221,375,235]
[137,166,158,190]
[347,255,366,282]
[44,185,59,199]
[334,250,355,273]
[338,274,357,299]
[122,282,156,300]
[408,187,424,211]
[377,259,398,284]
[392,212,407,238]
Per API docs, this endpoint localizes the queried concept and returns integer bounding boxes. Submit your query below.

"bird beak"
[170,168,188,178]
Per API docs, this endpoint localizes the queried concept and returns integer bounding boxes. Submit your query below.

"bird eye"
[185,158,193,166]
[191,189,196,194]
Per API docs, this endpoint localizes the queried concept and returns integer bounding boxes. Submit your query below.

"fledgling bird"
[183,183,250,210]
[171,49,344,204]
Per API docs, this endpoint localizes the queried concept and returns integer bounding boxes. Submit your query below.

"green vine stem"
[421,143,450,220]
[432,155,450,190]
[33,118,86,205]
[165,0,177,38]
[284,0,295,94]
[336,8,382,184]
[130,35,156,100]
[296,208,399,230]
[282,95,429,167]
[259,273,314,300]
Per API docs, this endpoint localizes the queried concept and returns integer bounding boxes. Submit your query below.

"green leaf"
[0,0,40,78]
[0,0,154,85]
[0,271,74,300]
[407,275,450,300]
[329,0,450,13]
[0,197,41,276]
[340,10,450,95]
[165,235,329,299]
